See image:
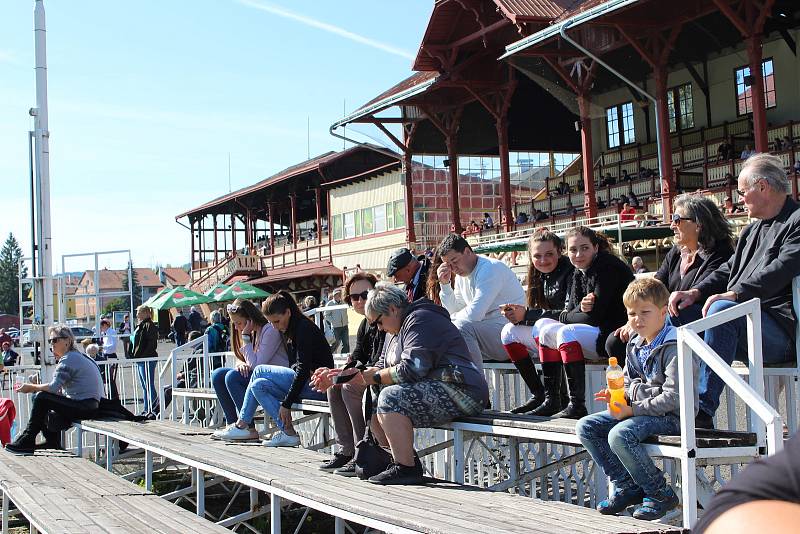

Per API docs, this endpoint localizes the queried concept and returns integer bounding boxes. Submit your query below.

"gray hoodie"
[379,299,489,406]
[624,327,700,418]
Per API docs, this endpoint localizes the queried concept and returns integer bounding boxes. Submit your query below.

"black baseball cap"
[386,248,414,277]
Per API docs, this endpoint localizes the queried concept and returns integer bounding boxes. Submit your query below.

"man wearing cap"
[387,248,431,302]
[324,289,350,354]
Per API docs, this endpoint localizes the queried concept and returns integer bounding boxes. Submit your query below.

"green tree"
[103,267,142,314]
[0,233,27,314]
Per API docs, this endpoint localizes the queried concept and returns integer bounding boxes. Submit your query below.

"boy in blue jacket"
[576,278,699,520]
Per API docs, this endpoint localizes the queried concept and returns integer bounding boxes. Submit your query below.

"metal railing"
[677,297,783,527]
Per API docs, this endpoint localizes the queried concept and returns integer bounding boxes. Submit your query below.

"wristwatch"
[371,372,382,385]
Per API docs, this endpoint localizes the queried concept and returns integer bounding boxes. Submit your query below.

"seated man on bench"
[669,153,800,428]
[6,324,104,455]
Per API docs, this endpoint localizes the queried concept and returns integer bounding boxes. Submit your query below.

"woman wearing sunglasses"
[606,195,733,360]
[310,272,386,476]
[211,298,288,439]
[219,292,333,447]
[6,324,104,454]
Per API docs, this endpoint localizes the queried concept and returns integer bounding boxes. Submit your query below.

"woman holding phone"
[211,298,288,437]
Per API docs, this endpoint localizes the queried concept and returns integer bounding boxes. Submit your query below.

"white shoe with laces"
[213,425,259,441]
[262,431,301,447]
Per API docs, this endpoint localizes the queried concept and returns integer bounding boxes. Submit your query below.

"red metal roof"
[359,71,438,111]
[494,0,574,22]
[248,263,342,286]
[552,0,613,23]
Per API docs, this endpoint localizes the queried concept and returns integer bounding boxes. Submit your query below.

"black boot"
[510,358,545,414]
[529,362,564,416]
[6,430,36,455]
[553,361,588,419]
[559,367,569,408]
[41,429,63,450]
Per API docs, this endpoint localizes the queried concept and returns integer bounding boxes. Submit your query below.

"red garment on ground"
[0,398,16,444]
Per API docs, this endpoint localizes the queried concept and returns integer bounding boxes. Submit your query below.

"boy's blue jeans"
[239,365,325,431]
[576,411,680,496]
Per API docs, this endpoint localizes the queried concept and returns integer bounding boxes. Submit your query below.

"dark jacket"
[172,314,188,335]
[522,256,575,324]
[2,349,18,367]
[561,251,634,357]
[655,242,734,293]
[407,256,432,302]
[188,310,203,332]
[351,317,386,367]
[380,299,489,406]
[281,317,335,409]
[132,319,159,358]
[695,197,800,341]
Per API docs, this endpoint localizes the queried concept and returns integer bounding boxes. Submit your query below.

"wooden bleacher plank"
[78,419,685,534]
[0,448,229,534]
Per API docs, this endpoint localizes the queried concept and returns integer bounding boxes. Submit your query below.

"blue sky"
[0,0,430,271]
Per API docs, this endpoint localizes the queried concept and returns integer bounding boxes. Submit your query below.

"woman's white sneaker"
[214,425,259,441]
[262,431,301,447]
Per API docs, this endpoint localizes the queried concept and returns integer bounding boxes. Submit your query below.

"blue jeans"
[699,300,794,417]
[577,411,680,496]
[211,367,250,424]
[666,304,703,327]
[239,365,326,430]
[136,361,158,414]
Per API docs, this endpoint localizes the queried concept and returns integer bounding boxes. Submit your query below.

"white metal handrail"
[166,335,209,421]
[677,297,783,528]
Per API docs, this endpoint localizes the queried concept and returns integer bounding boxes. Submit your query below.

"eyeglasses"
[736,178,762,197]
[226,303,240,313]
[370,314,384,328]
[670,213,694,224]
[48,337,64,345]
[345,291,370,305]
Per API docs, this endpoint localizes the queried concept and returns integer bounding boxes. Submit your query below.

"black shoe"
[333,459,357,477]
[510,357,545,414]
[319,452,353,472]
[368,459,424,485]
[528,362,563,416]
[553,403,588,419]
[695,412,714,429]
[6,442,35,455]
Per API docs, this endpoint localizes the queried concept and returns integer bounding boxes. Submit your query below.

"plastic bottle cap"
[608,357,617,366]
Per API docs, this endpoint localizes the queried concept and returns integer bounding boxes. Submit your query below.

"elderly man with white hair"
[6,324,104,454]
[670,153,800,428]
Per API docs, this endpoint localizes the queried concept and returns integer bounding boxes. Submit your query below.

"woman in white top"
[210,298,289,426]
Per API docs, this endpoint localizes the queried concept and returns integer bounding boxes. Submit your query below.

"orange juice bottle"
[606,357,626,416]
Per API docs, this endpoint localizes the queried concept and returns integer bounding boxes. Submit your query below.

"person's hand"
[176,371,185,381]
[611,403,634,420]
[310,367,339,392]
[500,304,526,324]
[613,323,636,343]
[17,383,35,394]
[580,293,595,313]
[702,291,738,317]
[668,289,699,317]
[278,406,293,429]
[242,320,254,335]
[235,360,251,378]
[437,262,452,285]
[593,388,611,403]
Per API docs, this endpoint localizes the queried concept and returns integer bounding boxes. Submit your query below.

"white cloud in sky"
[236,0,415,61]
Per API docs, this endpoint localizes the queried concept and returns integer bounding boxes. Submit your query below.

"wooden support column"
[654,67,676,215]
[315,187,323,245]
[447,136,462,233]
[190,218,196,270]
[289,194,298,248]
[230,208,237,255]
[267,202,275,252]
[212,215,218,265]
[402,151,417,244]
[746,34,768,152]
[577,94,598,218]
[496,118,513,230]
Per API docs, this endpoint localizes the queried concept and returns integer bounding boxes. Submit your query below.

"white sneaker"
[262,431,301,447]
[211,424,233,440]
[214,425,259,441]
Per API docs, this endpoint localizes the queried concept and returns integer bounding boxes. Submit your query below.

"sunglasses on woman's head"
[346,291,370,305]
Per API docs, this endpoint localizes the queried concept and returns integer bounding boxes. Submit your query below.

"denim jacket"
[624,327,700,418]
